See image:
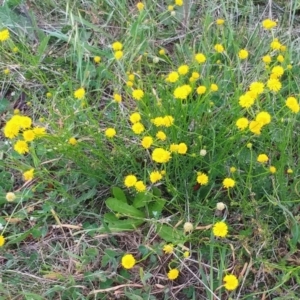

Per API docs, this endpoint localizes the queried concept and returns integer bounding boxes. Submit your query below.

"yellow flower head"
[249,121,262,135]
[132,89,144,100]
[238,49,249,60]
[230,167,237,173]
[152,148,171,163]
[141,136,153,149]
[235,117,249,130]
[238,92,255,108]
[74,88,85,100]
[249,81,264,96]
[14,140,29,155]
[159,49,166,55]
[166,71,179,83]
[156,131,167,141]
[257,154,269,164]
[195,53,206,63]
[173,85,192,100]
[197,85,207,95]
[170,143,179,153]
[262,55,272,64]
[163,244,174,254]
[178,142,187,154]
[130,112,141,124]
[262,19,277,30]
[223,274,239,291]
[267,78,281,92]
[213,221,228,238]
[23,130,35,142]
[287,168,293,174]
[0,235,5,247]
[256,111,271,126]
[132,122,145,134]
[178,64,189,75]
[23,168,34,181]
[277,54,284,63]
[214,44,224,53]
[168,5,174,11]
[175,0,183,6]
[223,178,235,189]
[4,120,20,139]
[167,268,179,280]
[210,83,218,92]
[269,166,276,173]
[124,175,137,187]
[114,50,123,60]
[112,41,123,51]
[113,93,122,103]
[136,2,144,11]
[286,96,299,113]
[94,56,101,63]
[121,254,136,269]
[216,19,225,25]
[0,29,10,42]
[105,128,116,138]
[271,65,284,78]
[197,172,209,185]
[135,181,146,192]
[68,137,77,145]
[163,115,174,127]
[150,171,162,183]
[270,38,281,50]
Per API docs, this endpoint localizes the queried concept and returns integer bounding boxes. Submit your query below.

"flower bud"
[183,222,194,233]
[6,192,16,202]
[216,202,226,211]
[200,149,207,156]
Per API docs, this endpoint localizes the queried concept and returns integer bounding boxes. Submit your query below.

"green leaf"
[112,187,127,203]
[148,198,166,216]
[156,224,185,244]
[133,192,152,208]
[106,197,145,218]
[107,219,144,231]
[0,98,10,113]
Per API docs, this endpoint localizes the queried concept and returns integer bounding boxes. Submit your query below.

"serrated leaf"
[148,198,166,215]
[112,187,127,203]
[106,197,145,218]
[107,219,144,231]
[133,192,152,208]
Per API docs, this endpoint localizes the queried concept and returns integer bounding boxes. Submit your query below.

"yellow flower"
[214,44,224,53]
[213,221,228,238]
[130,112,141,124]
[170,143,179,153]
[105,128,116,138]
[247,142,253,149]
[114,50,123,60]
[223,274,239,291]
[112,41,123,51]
[167,5,174,11]
[166,71,179,83]
[178,64,189,75]
[152,117,164,127]
[167,269,179,280]
[223,178,235,188]
[173,85,192,100]
[238,49,249,60]
[271,65,284,78]
[23,130,35,142]
[175,0,183,6]
[197,85,207,95]
[6,192,16,202]
[256,111,271,126]
[236,117,249,130]
[270,38,281,50]
[68,137,77,145]
[156,131,167,141]
[159,49,166,55]
[141,136,153,149]
[262,19,277,30]
[216,19,225,25]
[0,235,5,247]
[286,96,299,113]
[257,154,269,163]
[0,29,9,42]
[280,45,287,52]
[249,81,264,96]
[113,93,122,103]
[74,88,85,100]
[197,172,209,185]
[23,168,34,181]
[287,168,293,174]
[150,171,162,183]
[13,46,19,53]
[183,251,190,258]
[135,181,146,192]
[46,92,52,98]
[277,54,284,63]
[94,56,101,63]
[269,166,276,173]
[4,121,20,139]
[210,83,218,92]
[287,64,293,69]
[178,142,187,154]
[230,167,237,173]
[15,115,32,129]
[163,115,174,127]
[238,93,255,108]
[163,244,174,254]
[128,74,135,81]
[14,140,29,154]
[124,175,137,187]
[152,148,171,163]
[132,89,144,100]
[126,81,133,87]
[195,53,206,63]
[267,78,281,92]
[4,68,10,75]
[249,121,262,135]
[191,72,200,79]
[262,55,272,64]
[132,122,145,134]
[121,254,136,269]
[136,2,144,11]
